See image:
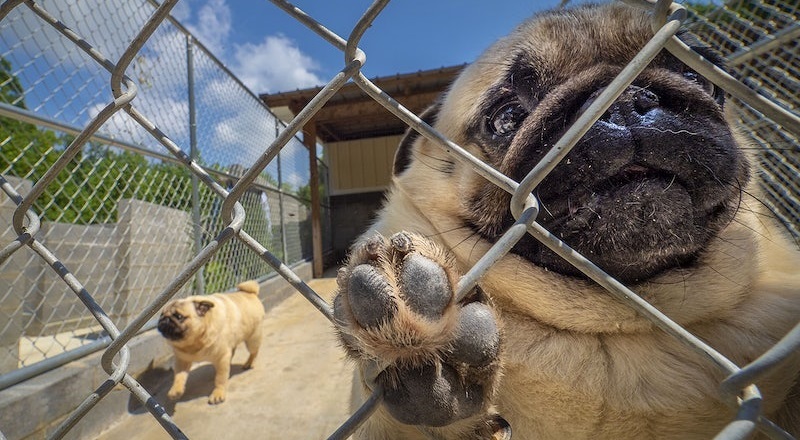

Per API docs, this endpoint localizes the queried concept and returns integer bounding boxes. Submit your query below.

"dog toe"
[208,388,226,405]
[449,302,500,367]
[346,263,397,328]
[381,363,484,426]
[398,253,452,320]
[167,386,184,401]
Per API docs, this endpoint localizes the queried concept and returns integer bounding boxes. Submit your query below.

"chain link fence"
[0,0,798,439]
[684,0,800,240]
[0,0,329,390]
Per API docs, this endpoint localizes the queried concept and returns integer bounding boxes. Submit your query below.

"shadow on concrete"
[127,360,252,415]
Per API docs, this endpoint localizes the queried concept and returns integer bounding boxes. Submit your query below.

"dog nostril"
[633,89,659,114]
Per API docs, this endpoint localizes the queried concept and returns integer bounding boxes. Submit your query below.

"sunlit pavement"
[97,275,358,440]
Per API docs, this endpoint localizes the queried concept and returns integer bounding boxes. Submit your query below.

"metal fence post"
[187,34,204,295]
[276,119,289,263]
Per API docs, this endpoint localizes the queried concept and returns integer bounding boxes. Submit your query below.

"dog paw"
[333,231,502,428]
[208,387,226,405]
[167,384,184,401]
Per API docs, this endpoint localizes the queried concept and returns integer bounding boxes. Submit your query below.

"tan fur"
[159,280,265,404]
[345,3,800,439]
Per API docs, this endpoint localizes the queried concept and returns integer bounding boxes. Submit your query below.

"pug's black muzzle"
[157,316,184,341]
[475,82,748,283]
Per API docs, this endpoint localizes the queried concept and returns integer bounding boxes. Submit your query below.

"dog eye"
[173,312,184,321]
[683,70,715,97]
[487,101,528,138]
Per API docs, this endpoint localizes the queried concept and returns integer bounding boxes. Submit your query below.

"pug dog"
[157,280,265,404]
[332,2,800,439]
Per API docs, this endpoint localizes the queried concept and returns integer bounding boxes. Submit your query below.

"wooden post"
[304,119,324,278]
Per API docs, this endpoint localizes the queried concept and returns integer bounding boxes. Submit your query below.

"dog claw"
[364,234,386,259]
[208,387,226,405]
[390,231,413,254]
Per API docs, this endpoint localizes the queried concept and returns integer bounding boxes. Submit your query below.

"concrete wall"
[0,262,315,440]
[0,191,195,376]
[281,196,312,264]
[28,222,118,335]
[115,199,194,328]
[0,176,34,375]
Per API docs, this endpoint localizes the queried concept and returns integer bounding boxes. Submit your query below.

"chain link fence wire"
[0,0,797,439]
[684,0,800,240]
[0,0,328,393]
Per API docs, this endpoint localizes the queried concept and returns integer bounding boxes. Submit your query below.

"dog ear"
[194,300,215,317]
[393,100,442,176]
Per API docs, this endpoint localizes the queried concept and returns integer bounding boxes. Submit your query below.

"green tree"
[1,57,197,224]
[294,182,326,208]
[0,57,65,221]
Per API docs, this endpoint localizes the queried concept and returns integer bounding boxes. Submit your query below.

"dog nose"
[579,85,661,126]
[632,88,659,114]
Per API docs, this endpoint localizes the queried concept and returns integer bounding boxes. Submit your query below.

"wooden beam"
[289,90,442,124]
[304,118,324,278]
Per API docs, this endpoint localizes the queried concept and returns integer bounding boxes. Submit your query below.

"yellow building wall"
[328,135,402,195]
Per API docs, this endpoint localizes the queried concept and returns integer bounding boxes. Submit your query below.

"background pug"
[332,2,800,439]
[157,280,265,404]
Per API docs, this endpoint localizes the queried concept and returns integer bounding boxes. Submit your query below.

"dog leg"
[167,357,192,401]
[243,327,262,370]
[333,232,508,439]
[208,353,231,404]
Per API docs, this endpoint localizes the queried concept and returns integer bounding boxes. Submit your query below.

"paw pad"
[381,363,483,427]
[450,302,500,367]
[347,264,396,328]
[399,253,452,320]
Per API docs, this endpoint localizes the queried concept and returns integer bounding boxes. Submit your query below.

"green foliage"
[1,56,287,291]
[0,58,193,225]
[0,58,25,108]
[201,189,276,293]
[294,182,327,208]
[0,79,66,221]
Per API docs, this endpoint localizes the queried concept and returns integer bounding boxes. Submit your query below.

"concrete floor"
[96,276,359,440]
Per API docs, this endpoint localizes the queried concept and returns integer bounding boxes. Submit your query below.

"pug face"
[157,298,214,342]
[413,4,750,284]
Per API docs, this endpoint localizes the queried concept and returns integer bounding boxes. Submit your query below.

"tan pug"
[332,3,800,439]
[157,280,265,404]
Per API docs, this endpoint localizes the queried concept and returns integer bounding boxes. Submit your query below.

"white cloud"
[2,0,149,74]
[177,0,323,93]
[170,1,191,23]
[184,0,231,56]
[88,95,190,153]
[230,34,324,94]
[3,0,318,164]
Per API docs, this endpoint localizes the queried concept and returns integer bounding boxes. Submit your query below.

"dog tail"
[237,280,260,295]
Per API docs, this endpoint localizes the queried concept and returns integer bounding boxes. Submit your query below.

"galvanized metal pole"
[187,34,204,295]
[276,118,289,263]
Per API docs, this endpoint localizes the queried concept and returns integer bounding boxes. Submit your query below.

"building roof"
[259,64,465,143]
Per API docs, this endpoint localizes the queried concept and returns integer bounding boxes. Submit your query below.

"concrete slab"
[95,276,358,440]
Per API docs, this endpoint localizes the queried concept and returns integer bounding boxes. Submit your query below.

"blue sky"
[172,0,583,94]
